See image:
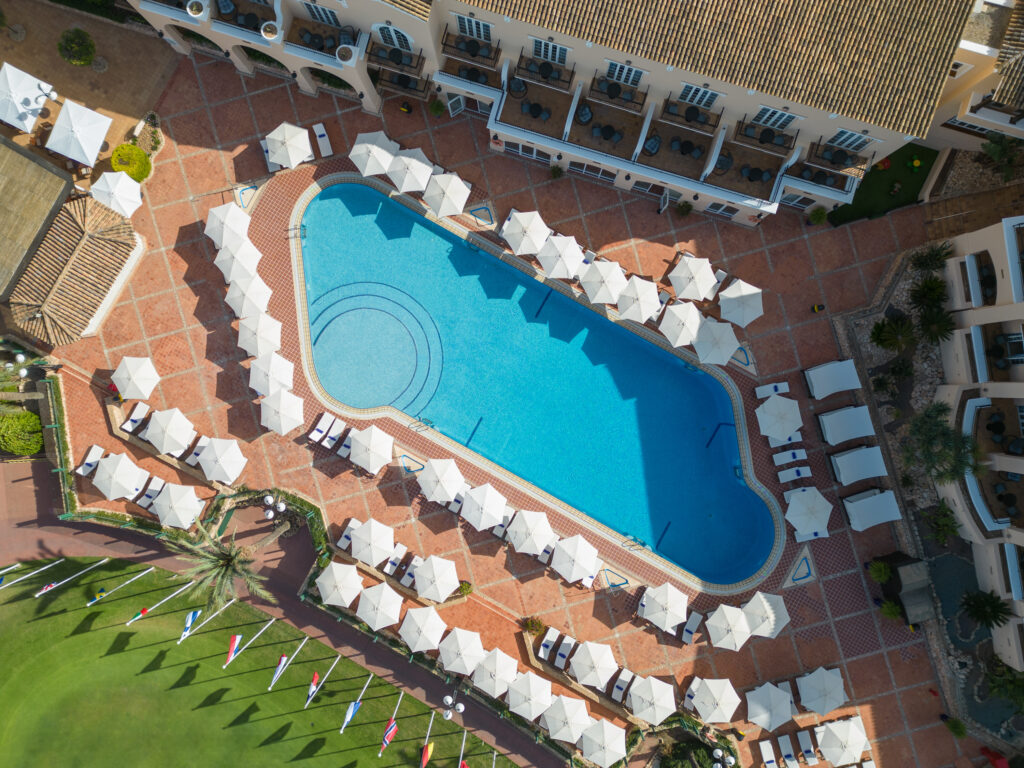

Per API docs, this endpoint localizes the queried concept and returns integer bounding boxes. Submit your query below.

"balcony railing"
[513,50,574,92]
[732,118,797,154]
[658,97,720,135]
[440,24,500,69]
[587,72,647,114]
[785,162,853,193]
[368,44,425,76]
[213,0,276,34]
[805,141,870,179]
[374,68,430,100]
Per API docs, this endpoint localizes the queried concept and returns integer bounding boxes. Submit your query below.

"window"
[568,161,616,182]
[679,83,719,109]
[1007,333,1024,363]
[705,202,739,218]
[456,14,491,42]
[532,39,568,65]
[949,60,972,79]
[945,116,990,136]
[631,181,660,196]
[780,193,816,210]
[826,129,871,152]
[503,142,551,163]
[466,99,492,116]
[1017,404,1024,434]
[752,107,797,130]
[377,25,412,51]
[606,62,643,86]
[304,3,339,26]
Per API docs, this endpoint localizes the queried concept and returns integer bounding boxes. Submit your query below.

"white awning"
[580,260,627,305]
[349,131,399,176]
[399,606,447,653]
[843,489,901,531]
[150,484,204,529]
[111,356,160,399]
[818,405,875,446]
[830,445,887,486]
[804,359,860,400]
[259,389,304,435]
[422,173,471,217]
[197,438,247,485]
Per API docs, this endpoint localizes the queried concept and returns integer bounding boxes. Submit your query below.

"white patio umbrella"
[472,648,519,698]
[536,234,585,280]
[417,458,464,504]
[746,682,794,732]
[0,62,52,132]
[578,719,627,768]
[706,604,752,651]
[505,509,557,556]
[386,147,434,193]
[506,672,552,721]
[112,356,160,399]
[688,677,740,723]
[550,535,600,584]
[260,389,304,435]
[755,395,802,441]
[638,583,689,633]
[197,438,248,485]
[692,318,740,366]
[617,276,661,323]
[414,555,460,602]
[46,100,111,167]
[349,518,394,568]
[579,260,627,305]
[349,131,399,177]
[500,209,550,256]
[141,408,196,456]
[568,641,618,689]
[460,483,507,531]
[627,676,676,725]
[348,426,394,475]
[91,172,142,217]
[540,696,592,744]
[399,606,447,653]
[355,582,403,631]
[92,453,148,501]
[150,483,204,529]
[315,562,363,608]
[238,313,282,358]
[719,279,764,327]
[266,121,313,169]
[785,487,833,538]
[816,717,869,766]
[214,240,261,284]
[796,667,847,716]
[422,172,471,217]
[658,302,703,347]
[248,352,293,397]
[205,202,250,250]
[668,255,717,301]
[743,591,790,638]
[438,627,486,676]
[225,274,272,318]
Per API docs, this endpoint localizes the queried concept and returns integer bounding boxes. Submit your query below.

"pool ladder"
[622,535,649,552]
[409,417,435,433]
[288,224,307,240]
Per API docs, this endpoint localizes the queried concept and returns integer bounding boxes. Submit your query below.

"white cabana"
[505,509,557,556]
[796,666,847,715]
[785,487,833,539]
[831,445,887,486]
[141,408,196,457]
[266,122,313,169]
[112,356,160,400]
[248,352,293,397]
[500,209,550,256]
[460,483,507,531]
[843,489,901,531]
[225,273,272,318]
[705,604,752,651]
[386,147,433,193]
[687,677,740,724]
[349,518,394,567]
[536,234,585,280]
[93,453,148,501]
[238,313,282,358]
[91,172,142,217]
[472,648,519,698]
[417,458,465,504]
[578,719,627,768]
[626,676,676,725]
[718,279,764,327]
[805,359,861,400]
[414,555,460,602]
[315,562,363,608]
[197,438,247,485]
[348,425,394,475]
[659,302,702,348]
[214,240,261,284]
[46,100,111,167]
[693,319,740,366]
[755,395,802,441]
[617,276,661,323]
[349,131,399,176]
[746,682,794,732]
[422,172,471,217]
[260,389,304,435]
[550,535,600,584]
[668,255,717,300]
[438,627,486,675]
[355,582,402,631]
[150,483,205,529]
[540,696,593,744]
[506,671,552,721]
[818,405,875,446]
[743,591,790,638]
[399,606,447,653]
[816,717,869,767]
[568,641,618,689]
[0,62,52,132]
[638,583,689,633]
[205,202,250,250]
[579,260,627,305]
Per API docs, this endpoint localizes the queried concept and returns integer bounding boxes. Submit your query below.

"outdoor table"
[539,61,553,79]
[311,34,324,50]
[601,124,614,140]
[680,140,694,155]
[715,153,733,173]
[748,167,762,182]
[530,102,542,118]
[607,82,622,99]
[396,74,412,89]
[243,13,258,29]
[466,39,480,56]
[989,422,1007,435]
[832,149,849,166]
[468,68,481,82]
[388,48,403,65]
[685,105,700,122]
[813,170,827,185]
[759,128,775,144]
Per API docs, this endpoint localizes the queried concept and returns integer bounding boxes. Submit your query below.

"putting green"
[0,558,516,767]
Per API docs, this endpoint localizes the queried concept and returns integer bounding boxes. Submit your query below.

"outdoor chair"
[312,122,333,157]
[509,78,526,96]
[745,125,757,138]
[456,39,468,51]
[461,67,472,80]
[825,175,836,187]
[300,29,314,45]
[308,412,334,443]
[591,124,603,139]
[478,45,491,58]
[402,53,413,66]
[336,433,353,458]
[774,135,786,146]
[691,146,703,159]
[611,669,634,702]
[776,680,800,715]
[773,449,808,466]
[382,543,407,576]
[759,740,778,768]
[576,103,593,125]
[119,402,149,434]
[778,466,811,483]
[448,483,471,514]
[797,730,819,765]
[537,540,556,564]
[492,510,514,538]
[581,560,603,589]
[550,68,561,80]
[399,556,422,588]
[323,36,336,50]
[741,165,751,178]
[666,102,679,115]
[762,170,773,182]
[136,477,165,510]
[336,518,362,550]
[537,627,560,661]
[321,418,346,450]
[217,0,235,14]
[477,73,488,84]
[185,435,210,466]
[777,735,798,767]
[670,137,681,151]
[75,445,104,476]
[642,136,661,156]
[768,430,801,448]
[680,611,703,644]
[597,78,609,92]
[611,132,623,146]
[528,61,540,73]
[822,149,834,161]
[521,100,532,115]
[553,636,576,669]
[539,108,551,121]
[801,167,813,180]
[339,26,356,46]
[755,381,790,398]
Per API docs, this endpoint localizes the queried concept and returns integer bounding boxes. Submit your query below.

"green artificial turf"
[827,143,938,226]
[0,557,515,767]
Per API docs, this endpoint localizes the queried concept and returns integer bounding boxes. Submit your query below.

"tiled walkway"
[50,51,984,768]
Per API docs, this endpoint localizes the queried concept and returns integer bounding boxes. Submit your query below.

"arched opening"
[240,45,288,72]
[307,68,353,93]
[168,25,222,52]
[373,24,413,52]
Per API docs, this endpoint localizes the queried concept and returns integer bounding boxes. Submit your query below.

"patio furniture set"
[594,77,637,104]
[453,36,493,60]
[668,136,705,160]
[519,100,551,122]
[664,101,710,126]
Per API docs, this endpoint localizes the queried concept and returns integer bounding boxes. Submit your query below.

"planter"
[186,0,204,17]
[260,21,278,40]
[336,46,353,64]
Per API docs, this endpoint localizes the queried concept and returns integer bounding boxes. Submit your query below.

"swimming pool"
[298,182,775,585]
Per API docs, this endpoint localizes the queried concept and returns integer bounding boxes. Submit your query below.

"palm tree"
[918,306,956,344]
[909,275,948,312]
[904,402,980,482]
[910,241,953,272]
[961,590,1012,629]
[870,316,916,353]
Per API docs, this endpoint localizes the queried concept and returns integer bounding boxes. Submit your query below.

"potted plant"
[336,46,353,63]
[550,165,564,179]
[186,0,204,17]
[261,21,278,40]
[675,200,693,217]
[867,560,892,584]
[806,206,828,226]
[427,98,445,118]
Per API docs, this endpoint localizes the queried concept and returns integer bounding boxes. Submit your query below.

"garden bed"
[828,143,938,226]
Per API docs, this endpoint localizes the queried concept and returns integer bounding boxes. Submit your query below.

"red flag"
[420,742,434,768]
[379,717,397,755]
[460,761,470,768]
[305,671,320,707]
[224,634,242,665]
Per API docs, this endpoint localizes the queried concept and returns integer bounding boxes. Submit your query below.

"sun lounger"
[311,122,332,157]
[185,435,210,467]
[581,559,603,589]
[336,518,362,550]
[382,542,407,576]
[308,413,335,443]
[75,445,104,476]
[805,359,861,400]
[337,432,353,458]
[260,139,282,173]
[773,449,807,466]
[537,539,557,564]
[777,734,798,767]
[768,430,801,448]
[448,483,471,513]
[708,269,728,298]
[797,730,819,765]
[493,508,515,538]
[778,466,811,483]
[818,405,875,446]
[611,669,634,702]
[843,488,901,531]
[861,761,876,768]
[777,680,800,716]
[755,381,790,399]
[759,739,778,768]
[321,418,346,450]
[537,626,560,661]
[400,555,423,588]
[119,402,149,434]
[553,635,576,669]
[681,611,703,644]
[830,445,886,485]
[136,477,165,509]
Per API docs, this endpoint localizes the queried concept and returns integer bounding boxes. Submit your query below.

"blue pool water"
[301,183,775,584]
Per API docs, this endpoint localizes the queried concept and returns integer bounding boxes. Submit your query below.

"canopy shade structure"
[668,254,717,300]
[438,627,486,676]
[687,677,740,723]
[150,483,204,529]
[141,408,196,457]
[355,582,402,631]
[500,209,551,256]
[197,438,247,485]
[818,405,875,446]
[551,534,600,584]
[0,62,52,132]
[743,592,790,639]
[755,395,803,441]
[46,100,111,167]
[693,318,740,366]
[578,719,627,768]
[580,260,627,305]
[626,676,676,725]
[248,352,293,397]
[505,509,557,556]
[816,716,869,766]
[225,274,272,318]
[843,488,901,531]
[260,388,304,435]
[638,583,689,633]
[266,122,313,168]
[796,666,848,716]
[112,356,160,400]
[398,606,447,653]
[830,445,887,486]
[706,604,752,651]
[540,696,592,744]
[93,453,148,501]
[746,682,794,732]
[413,555,460,602]
[568,641,618,689]
[386,147,434,193]
[349,518,394,568]
[659,301,703,348]
[205,202,250,250]
[214,240,261,284]
[536,234,586,281]
[805,359,861,400]
[506,671,552,721]
[315,562,363,608]
[348,426,394,475]
[718,278,764,327]
[617,276,661,323]
[785,487,833,538]
[460,483,507,531]
[422,172,471,217]
[237,312,282,358]
[349,131,399,176]
[472,648,519,698]
[91,172,142,217]
[417,458,465,504]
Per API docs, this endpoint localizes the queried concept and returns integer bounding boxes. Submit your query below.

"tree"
[903,402,980,483]
[910,241,953,272]
[918,306,956,344]
[981,131,1023,181]
[910,275,948,312]
[0,410,43,455]
[870,316,916,352]
[961,590,1012,629]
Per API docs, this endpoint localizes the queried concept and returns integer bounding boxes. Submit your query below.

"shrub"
[872,374,892,394]
[868,560,892,584]
[923,500,960,546]
[550,165,564,180]
[961,590,1012,629]
[676,200,693,217]
[311,69,352,91]
[981,131,1023,181]
[0,410,43,456]
[918,306,956,344]
[457,581,473,597]
[911,241,953,272]
[910,275,948,312]
[899,471,915,488]
[903,402,980,482]
[942,716,967,739]
[241,46,285,70]
[879,599,903,620]
[427,98,445,117]
[890,356,914,381]
[521,616,545,635]
[807,206,828,225]
[111,143,152,182]
[986,658,1024,711]
[58,28,96,67]
[870,316,916,352]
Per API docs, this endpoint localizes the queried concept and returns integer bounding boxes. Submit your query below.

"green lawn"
[827,143,938,226]
[0,558,515,767]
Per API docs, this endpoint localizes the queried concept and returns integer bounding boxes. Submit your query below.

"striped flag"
[420,742,434,768]
[94,587,107,601]
[225,634,243,666]
[269,654,288,688]
[179,610,201,643]
[460,762,470,768]
[340,700,361,733]
[379,717,397,756]
[38,582,57,594]
[305,672,320,708]
[130,607,149,622]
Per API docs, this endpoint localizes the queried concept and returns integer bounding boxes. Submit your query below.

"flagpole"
[179,597,235,644]
[223,617,275,668]
[87,566,154,605]
[0,558,64,591]
[491,751,496,768]
[419,711,436,768]
[457,730,467,766]
[35,557,110,598]
[423,711,435,746]
[0,563,21,576]
[304,653,340,709]
[268,636,307,691]
[340,672,374,733]
[126,581,194,625]
[378,691,404,757]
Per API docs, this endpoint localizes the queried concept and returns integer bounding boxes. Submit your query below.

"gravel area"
[935,148,1024,199]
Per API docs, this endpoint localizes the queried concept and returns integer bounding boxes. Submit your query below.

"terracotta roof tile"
[380,0,432,21]
[995,4,1024,110]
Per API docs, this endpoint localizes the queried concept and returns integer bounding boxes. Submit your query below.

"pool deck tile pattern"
[48,52,982,768]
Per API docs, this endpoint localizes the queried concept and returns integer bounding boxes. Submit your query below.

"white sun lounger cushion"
[185,435,210,466]
[76,445,104,476]
[830,445,886,485]
[312,122,332,157]
[448,483,471,513]
[553,636,576,669]
[773,449,807,466]
[768,430,801,448]
[260,139,282,173]
[308,413,334,443]
[681,611,703,644]
[797,730,819,765]
[400,555,423,588]
[805,359,860,400]
[120,402,150,433]
[336,518,362,550]
[759,739,778,768]
[337,433,353,458]
[321,418,345,449]
[778,466,811,483]
[755,381,790,399]
[843,488,901,531]
[537,539,557,564]
[777,734,798,767]
[136,476,165,509]
[492,508,515,538]
[818,405,875,446]
[611,669,634,702]
[581,559,603,589]
[776,680,800,715]
[537,627,560,661]
[382,542,407,576]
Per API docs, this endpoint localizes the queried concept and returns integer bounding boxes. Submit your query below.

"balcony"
[976,399,1024,526]
[566,99,646,161]
[587,73,647,114]
[513,50,574,92]
[439,56,499,89]
[284,19,359,64]
[805,141,870,179]
[785,162,854,194]
[711,140,785,201]
[496,83,575,142]
[635,125,710,183]
[440,25,500,70]
[213,0,275,34]
[368,44,425,77]
[657,98,720,136]
[372,67,430,100]
[732,119,797,156]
